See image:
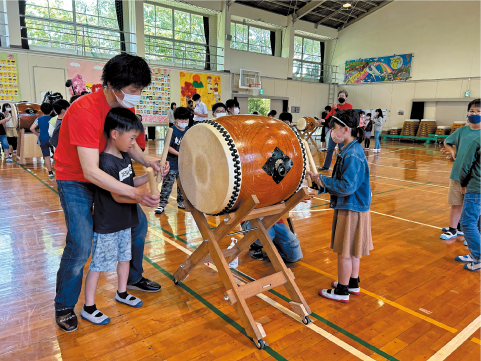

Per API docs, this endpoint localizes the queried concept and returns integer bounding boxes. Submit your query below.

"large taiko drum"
[15,102,43,129]
[295,116,316,131]
[179,115,307,215]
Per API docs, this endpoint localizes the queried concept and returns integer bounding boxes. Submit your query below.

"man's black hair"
[40,102,53,115]
[2,103,11,112]
[192,94,201,101]
[171,102,176,109]
[325,105,331,111]
[70,94,83,104]
[173,106,191,120]
[268,110,277,117]
[104,108,143,138]
[338,89,348,97]
[468,98,480,111]
[226,98,239,109]
[212,102,227,113]
[331,109,364,143]
[53,99,70,115]
[101,53,151,91]
[279,112,293,122]
[252,111,259,115]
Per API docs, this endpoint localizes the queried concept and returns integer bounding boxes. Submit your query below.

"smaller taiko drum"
[15,102,43,129]
[295,117,316,131]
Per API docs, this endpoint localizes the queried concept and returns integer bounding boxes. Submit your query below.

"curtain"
[18,1,29,49]
[115,0,126,52]
[319,41,325,83]
[203,17,211,70]
[270,31,276,56]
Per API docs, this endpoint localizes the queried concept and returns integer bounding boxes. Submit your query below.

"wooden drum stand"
[173,181,312,349]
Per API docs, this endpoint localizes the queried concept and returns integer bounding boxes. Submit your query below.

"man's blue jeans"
[460,192,481,261]
[374,130,381,149]
[241,221,303,263]
[322,136,344,169]
[55,181,148,311]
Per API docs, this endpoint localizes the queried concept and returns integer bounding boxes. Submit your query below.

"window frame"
[293,35,324,81]
[230,21,272,56]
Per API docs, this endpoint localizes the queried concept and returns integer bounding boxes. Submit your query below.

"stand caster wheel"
[255,339,266,350]
[302,315,312,325]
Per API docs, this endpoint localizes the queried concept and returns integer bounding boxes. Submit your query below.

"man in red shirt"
[54,54,169,333]
[318,90,353,171]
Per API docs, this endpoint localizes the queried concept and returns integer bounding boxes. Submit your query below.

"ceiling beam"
[316,5,348,25]
[292,0,327,22]
[259,0,354,22]
[339,0,393,29]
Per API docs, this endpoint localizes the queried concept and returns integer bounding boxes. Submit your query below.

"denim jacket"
[319,140,371,212]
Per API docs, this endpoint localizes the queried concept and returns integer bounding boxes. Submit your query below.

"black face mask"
[338,97,346,104]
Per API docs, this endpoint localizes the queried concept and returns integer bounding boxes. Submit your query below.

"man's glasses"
[468,110,481,115]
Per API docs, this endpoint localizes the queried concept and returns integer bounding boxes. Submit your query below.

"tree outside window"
[293,36,322,80]
[231,22,271,55]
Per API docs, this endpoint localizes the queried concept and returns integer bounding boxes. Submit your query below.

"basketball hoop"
[248,83,261,88]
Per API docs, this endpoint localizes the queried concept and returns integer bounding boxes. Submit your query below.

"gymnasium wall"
[330,0,481,129]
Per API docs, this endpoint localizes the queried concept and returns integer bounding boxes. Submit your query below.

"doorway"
[248,98,271,115]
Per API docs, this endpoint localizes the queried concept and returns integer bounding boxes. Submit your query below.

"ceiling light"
[343,2,352,8]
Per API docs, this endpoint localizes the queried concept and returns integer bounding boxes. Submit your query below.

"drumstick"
[157,127,173,182]
[304,146,312,187]
[303,140,317,185]
[144,167,158,194]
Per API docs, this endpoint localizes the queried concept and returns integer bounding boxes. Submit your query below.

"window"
[293,36,323,81]
[23,0,131,57]
[144,3,207,69]
[231,22,272,55]
[0,0,8,46]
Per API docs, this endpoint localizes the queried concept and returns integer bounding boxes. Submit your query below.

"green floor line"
[144,256,288,361]
[231,268,399,361]
[14,160,59,195]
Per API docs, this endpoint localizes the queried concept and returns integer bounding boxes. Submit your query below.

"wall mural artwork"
[67,60,104,95]
[180,71,221,110]
[344,54,412,84]
[136,68,171,124]
[0,52,21,102]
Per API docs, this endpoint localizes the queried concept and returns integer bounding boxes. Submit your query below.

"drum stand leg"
[173,182,311,348]
[306,129,317,149]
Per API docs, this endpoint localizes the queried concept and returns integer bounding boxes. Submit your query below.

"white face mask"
[215,112,227,117]
[195,100,201,106]
[112,88,141,108]
[233,107,240,115]
[6,108,11,111]
[177,121,188,129]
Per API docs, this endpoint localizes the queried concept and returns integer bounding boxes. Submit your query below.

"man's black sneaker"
[56,310,78,332]
[249,248,264,261]
[318,166,329,171]
[127,277,161,293]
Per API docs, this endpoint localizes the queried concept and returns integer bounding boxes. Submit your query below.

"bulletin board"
[0,52,21,102]
[136,67,171,124]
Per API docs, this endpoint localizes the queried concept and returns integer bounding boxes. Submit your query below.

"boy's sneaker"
[177,202,186,209]
[331,281,360,295]
[442,227,464,236]
[440,230,457,240]
[455,254,477,263]
[80,307,110,325]
[319,286,350,303]
[249,247,264,261]
[115,292,143,307]
[318,166,329,171]
[48,171,54,178]
[5,158,12,163]
[8,154,12,158]
[154,206,164,214]
[464,262,481,272]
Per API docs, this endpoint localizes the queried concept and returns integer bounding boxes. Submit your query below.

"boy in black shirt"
[155,107,190,214]
[82,108,149,325]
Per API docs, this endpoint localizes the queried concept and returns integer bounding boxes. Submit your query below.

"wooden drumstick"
[157,127,173,182]
[304,147,312,187]
[303,140,317,185]
[144,167,158,194]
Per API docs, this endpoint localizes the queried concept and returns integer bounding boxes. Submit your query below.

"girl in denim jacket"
[307,109,372,303]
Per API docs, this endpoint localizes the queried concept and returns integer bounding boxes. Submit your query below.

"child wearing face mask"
[363,113,372,150]
[226,98,240,115]
[306,109,372,303]
[155,107,190,214]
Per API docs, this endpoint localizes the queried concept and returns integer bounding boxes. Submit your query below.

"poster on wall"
[0,52,21,102]
[344,53,412,84]
[67,60,104,95]
[136,68,171,124]
[180,71,221,110]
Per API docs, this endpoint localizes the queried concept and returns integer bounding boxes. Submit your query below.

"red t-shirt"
[324,102,353,119]
[136,127,146,150]
[54,89,134,182]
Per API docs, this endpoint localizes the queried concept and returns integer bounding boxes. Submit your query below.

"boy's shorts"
[39,139,52,157]
[89,228,132,272]
[447,179,464,206]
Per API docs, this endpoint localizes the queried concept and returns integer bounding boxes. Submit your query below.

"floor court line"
[297,262,458,334]
[368,162,451,173]
[371,175,449,189]
[147,228,392,361]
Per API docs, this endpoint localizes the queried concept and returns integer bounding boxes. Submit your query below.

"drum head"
[179,123,237,215]
[296,117,307,131]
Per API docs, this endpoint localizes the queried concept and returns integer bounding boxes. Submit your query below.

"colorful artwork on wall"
[344,54,412,84]
[0,52,21,102]
[136,68,171,124]
[67,60,104,95]
[180,71,221,110]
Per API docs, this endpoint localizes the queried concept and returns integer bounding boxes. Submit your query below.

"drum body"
[15,102,43,129]
[179,115,307,215]
[296,116,316,131]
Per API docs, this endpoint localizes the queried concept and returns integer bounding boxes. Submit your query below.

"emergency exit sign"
[259,89,263,95]
[464,91,471,97]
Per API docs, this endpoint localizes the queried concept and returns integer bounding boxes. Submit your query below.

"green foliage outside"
[248,98,270,116]
[230,22,271,55]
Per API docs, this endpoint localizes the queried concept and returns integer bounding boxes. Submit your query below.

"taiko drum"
[178,115,307,215]
[15,102,43,129]
[295,116,317,131]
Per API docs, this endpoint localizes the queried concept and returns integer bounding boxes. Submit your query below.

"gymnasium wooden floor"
[0,139,480,361]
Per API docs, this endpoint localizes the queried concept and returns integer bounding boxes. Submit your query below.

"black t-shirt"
[166,125,188,171]
[93,151,138,234]
[0,113,5,136]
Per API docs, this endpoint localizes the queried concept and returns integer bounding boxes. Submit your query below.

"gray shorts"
[90,229,132,272]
